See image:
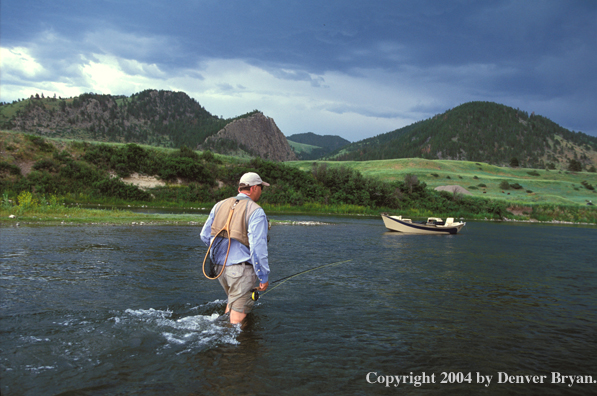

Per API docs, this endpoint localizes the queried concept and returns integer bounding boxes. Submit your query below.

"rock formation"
[203,112,297,162]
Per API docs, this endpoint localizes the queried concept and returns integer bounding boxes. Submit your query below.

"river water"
[1,216,596,395]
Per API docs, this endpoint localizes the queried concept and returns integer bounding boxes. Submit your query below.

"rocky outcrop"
[434,185,472,195]
[203,112,297,162]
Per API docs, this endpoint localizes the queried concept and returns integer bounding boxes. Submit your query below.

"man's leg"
[229,310,247,324]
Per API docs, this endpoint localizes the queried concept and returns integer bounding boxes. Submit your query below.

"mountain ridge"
[0,90,298,161]
[2,93,596,168]
[330,101,597,170]
[286,132,351,160]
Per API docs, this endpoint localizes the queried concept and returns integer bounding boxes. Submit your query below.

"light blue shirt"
[200,193,270,283]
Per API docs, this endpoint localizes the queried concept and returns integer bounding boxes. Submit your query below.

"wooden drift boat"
[382,214,466,235]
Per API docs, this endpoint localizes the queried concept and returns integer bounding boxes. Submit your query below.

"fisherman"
[200,172,270,324]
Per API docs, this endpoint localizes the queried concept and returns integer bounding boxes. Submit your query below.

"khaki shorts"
[218,263,258,314]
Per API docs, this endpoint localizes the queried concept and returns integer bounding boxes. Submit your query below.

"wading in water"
[200,172,270,324]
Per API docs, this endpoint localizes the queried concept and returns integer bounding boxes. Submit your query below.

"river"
[1,216,596,395]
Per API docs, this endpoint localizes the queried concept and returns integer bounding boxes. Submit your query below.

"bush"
[25,134,54,152]
[93,177,151,201]
[510,183,523,190]
[199,150,222,164]
[0,161,21,176]
[159,157,214,184]
[527,170,540,176]
[17,191,38,212]
[33,158,60,172]
[177,145,200,160]
[499,180,511,190]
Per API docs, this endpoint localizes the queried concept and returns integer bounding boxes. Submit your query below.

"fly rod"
[251,259,352,301]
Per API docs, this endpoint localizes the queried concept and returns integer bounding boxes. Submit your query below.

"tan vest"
[210,196,262,247]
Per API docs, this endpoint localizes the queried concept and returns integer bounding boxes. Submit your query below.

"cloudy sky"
[1,0,596,141]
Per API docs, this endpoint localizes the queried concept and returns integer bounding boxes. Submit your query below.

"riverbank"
[0,207,208,226]
[2,204,596,227]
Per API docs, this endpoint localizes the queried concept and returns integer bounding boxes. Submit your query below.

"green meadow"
[285,158,597,206]
[287,140,320,154]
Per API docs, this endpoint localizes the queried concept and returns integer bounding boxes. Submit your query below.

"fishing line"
[251,259,352,301]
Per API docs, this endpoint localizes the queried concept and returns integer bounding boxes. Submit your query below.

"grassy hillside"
[287,139,322,154]
[330,101,597,170]
[286,158,597,206]
[286,132,351,160]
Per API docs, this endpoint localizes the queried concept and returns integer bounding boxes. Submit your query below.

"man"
[200,172,270,324]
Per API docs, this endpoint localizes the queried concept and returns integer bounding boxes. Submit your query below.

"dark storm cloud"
[1,0,595,137]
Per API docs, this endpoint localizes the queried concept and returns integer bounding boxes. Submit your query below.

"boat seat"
[446,218,454,225]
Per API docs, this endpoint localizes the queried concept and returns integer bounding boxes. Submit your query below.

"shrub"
[177,145,200,160]
[199,150,222,164]
[510,183,523,190]
[17,191,38,211]
[478,183,487,187]
[431,173,439,177]
[0,161,21,176]
[527,170,540,176]
[93,177,151,201]
[581,181,595,191]
[499,180,511,190]
[33,158,60,172]
[25,134,54,152]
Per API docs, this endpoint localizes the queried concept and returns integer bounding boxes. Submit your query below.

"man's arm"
[200,207,216,246]
[247,209,270,287]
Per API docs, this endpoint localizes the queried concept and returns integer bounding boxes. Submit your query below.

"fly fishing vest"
[210,196,262,247]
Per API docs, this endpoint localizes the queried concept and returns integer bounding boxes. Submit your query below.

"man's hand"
[256,281,269,291]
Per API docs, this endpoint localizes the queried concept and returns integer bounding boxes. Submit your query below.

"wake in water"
[115,300,241,354]
[1,299,242,394]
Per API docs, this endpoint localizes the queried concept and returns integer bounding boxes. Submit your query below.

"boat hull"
[382,215,465,235]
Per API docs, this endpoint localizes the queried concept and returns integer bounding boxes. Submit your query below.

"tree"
[510,157,519,167]
[568,159,582,172]
[404,173,418,194]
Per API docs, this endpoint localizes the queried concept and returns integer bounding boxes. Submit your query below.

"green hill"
[330,102,597,170]
[287,132,351,160]
[0,90,255,149]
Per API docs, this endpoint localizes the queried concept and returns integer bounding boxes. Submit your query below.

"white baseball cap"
[239,172,270,187]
